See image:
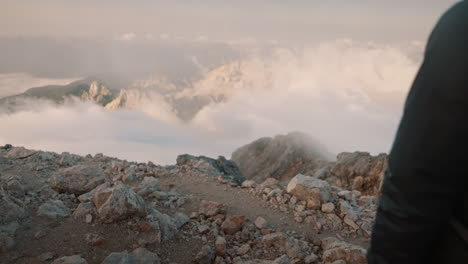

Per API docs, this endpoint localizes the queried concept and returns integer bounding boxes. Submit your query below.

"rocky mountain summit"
[0,143,385,264]
[233,133,387,196]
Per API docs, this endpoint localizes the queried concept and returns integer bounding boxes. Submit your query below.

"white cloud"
[0,40,422,164]
[116,32,137,41]
[0,73,78,98]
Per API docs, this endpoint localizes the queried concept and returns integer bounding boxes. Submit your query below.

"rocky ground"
[0,144,384,264]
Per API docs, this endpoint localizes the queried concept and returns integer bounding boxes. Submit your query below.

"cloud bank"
[0,40,422,164]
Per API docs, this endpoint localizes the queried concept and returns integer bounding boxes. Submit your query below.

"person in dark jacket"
[368,1,468,264]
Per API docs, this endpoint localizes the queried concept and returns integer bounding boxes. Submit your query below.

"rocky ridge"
[0,144,378,264]
[232,134,388,196]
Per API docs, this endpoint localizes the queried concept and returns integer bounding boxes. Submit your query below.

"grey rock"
[287,174,332,203]
[92,182,146,223]
[199,200,226,217]
[37,200,71,219]
[194,245,215,264]
[51,164,106,195]
[254,217,268,229]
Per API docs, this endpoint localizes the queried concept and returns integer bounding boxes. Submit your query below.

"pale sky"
[1,0,460,43]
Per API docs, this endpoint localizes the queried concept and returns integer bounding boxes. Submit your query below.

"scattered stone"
[321,203,335,213]
[92,182,146,223]
[38,252,55,261]
[221,215,246,235]
[194,245,215,264]
[73,202,97,221]
[50,164,105,195]
[254,217,268,229]
[85,233,106,246]
[241,180,258,188]
[85,214,93,224]
[199,200,226,217]
[135,177,161,196]
[37,200,71,219]
[304,253,319,264]
[237,244,251,256]
[215,236,227,256]
[321,237,367,264]
[198,225,210,234]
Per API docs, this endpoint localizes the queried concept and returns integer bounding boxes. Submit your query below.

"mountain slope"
[231,132,333,182]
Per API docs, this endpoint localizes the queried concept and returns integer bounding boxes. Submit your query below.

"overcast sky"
[1,0,460,43]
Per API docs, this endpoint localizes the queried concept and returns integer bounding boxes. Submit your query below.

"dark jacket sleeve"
[368,2,468,264]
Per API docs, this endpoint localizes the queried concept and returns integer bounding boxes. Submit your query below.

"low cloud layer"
[0,40,421,164]
[0,73,78,98]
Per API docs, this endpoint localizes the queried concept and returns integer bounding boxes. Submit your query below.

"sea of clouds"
[0,39,422,164]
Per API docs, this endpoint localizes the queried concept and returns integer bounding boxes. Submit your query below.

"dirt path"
[161,173,370,248]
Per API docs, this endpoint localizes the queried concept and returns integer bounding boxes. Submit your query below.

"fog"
[0,39,421,164]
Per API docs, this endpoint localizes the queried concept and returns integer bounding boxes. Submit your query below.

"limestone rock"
[241,180,258,188]
[2,147,36,159]
[254,217,268,229]
[221,215,246,235]
[73,202,97,221]
[321,203,335,213]
[92,182,146,223]
[199,200,226,217]
[134,177,161,197]
[331,152,387,195]
[321,237,367,264]
[37,200,71,219]
[50,164,106,195]
[287,174,331,203]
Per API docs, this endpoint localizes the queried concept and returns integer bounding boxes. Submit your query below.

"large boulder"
[92,182,146,223]
[102,248,160,264]
[176,154,245,184]
[231,132,332,182]
[287,174,332,206]
[330,152,388,195]
[50,164,106,195]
